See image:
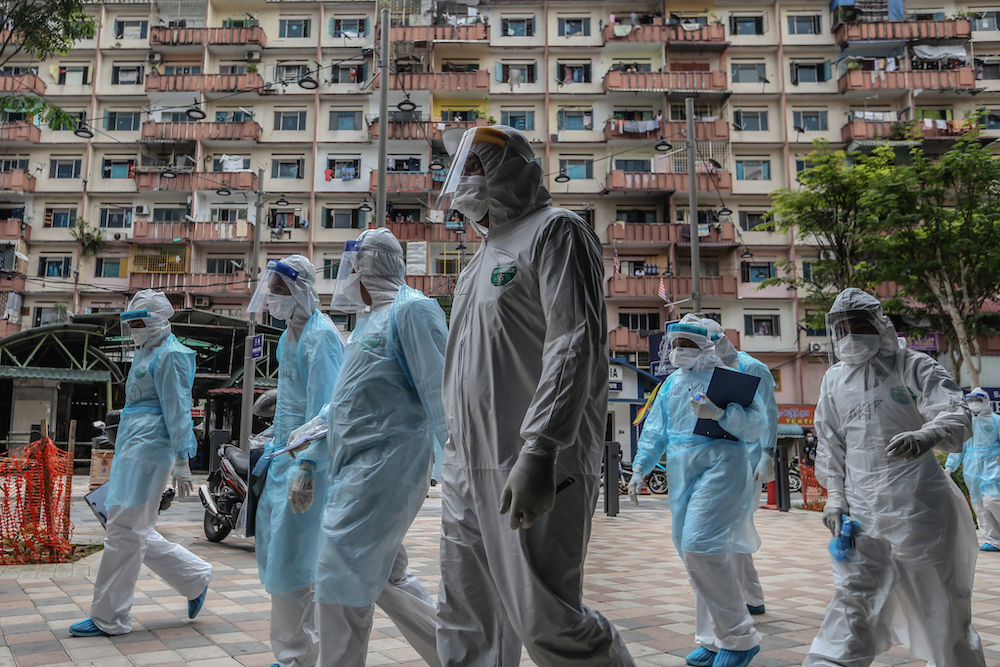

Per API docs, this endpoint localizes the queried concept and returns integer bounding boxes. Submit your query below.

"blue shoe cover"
[686,646,717,666]
[69,618,108,637]
[981,542,1000,552]
[188,586,208,619]
[713,645,760,667]
[746,603,766,615]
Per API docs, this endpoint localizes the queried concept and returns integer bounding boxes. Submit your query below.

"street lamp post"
[238,167,265,452]
[686,97,702,314]
[376,7,389,228]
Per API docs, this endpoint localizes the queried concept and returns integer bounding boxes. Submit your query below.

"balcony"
[606,222,674,246]
[373,70,490,92]
[130,270,251,294]
[834,19,971,46]
[0,73,45,95]
[609,328,648,352]
[0,171,35,193]
[140,120,262,142]
[605,169,733,194]
[676,222,739,247]
[404,275,459,298]
[382,24,489,42]
[601,22,727,48]
[604,118,729,142]
[607,275,738,299]
[0,122,40,143]
[369,117,487,141]
[149,26,268,47]
[837,67,975,94]
[369,220,483,243]
[132,219,251,242]
[134,171,258,191]
[368,171,434,193]
[603,70,728,94]
[841,118,972,142]
[0,218,28,241]
[145,73,263,93]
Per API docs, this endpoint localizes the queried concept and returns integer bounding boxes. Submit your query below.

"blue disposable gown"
[633,367,766,554]
[315,285,447,607]
[736,351,778,469]
[256,310,344,594]
[947,413,1000,506]
[106,334,197,508]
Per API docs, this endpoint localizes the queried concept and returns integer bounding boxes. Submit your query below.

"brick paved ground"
[2,476,1000,666]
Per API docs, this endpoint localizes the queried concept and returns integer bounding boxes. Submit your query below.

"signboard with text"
[983,387,1000,413]
[251,333,264,360]
[648,332,676,382]
[899,333,939,352]
[778,404,816,426]
[608,365,623,392]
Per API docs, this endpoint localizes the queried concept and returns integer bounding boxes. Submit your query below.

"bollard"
[775,444,791,512]
[604,441,620,517]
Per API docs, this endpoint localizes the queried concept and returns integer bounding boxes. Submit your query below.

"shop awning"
[777,423,805,439]
[0,366,111,382]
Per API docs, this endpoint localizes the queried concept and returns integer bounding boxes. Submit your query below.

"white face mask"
[451,175,489,223]
[131,328,153,349]
[837,334,881,365]
[970,400,989,416]
[267,294,296,320]
[670,347,702,370]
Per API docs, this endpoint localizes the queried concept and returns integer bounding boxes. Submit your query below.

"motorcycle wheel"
[788,471,802,493]
[647,471,669,495]
[204,509,231,543]
[618,469,632,495]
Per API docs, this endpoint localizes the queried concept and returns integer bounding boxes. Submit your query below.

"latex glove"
[627,465,645,506]
[288,461,315,514]
[754,453,775,484]
[944,466,955,476]
[690,393,725,420]
[499,447,556,530]
[172,458,193,499]
[823,485,846,538]
[885,429,938,461]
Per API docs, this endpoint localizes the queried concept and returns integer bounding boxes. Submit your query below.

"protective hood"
[666,314,725,371]
[356,228,405,311]
[703,317,739,368]
[278,254,320,315]
[123,289,173,349]
[827,288,899,361]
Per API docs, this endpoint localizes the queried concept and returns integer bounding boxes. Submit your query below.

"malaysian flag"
[657,278,676,314]
[613,240,621,273]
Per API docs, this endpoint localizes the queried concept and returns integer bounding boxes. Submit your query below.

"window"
[739,211,772,232]
[500,110,535,131]
[741,261,776,283]
[129,244,188,274]
[804,309,827,337]
[100,207,132,228]
[274,111,307,131]
[0,158,27,172]
[793,110,828,131]
[496,63,537,84]
[44,207,76,228]
[981,63,1000,80]
[0,66,38,76]
[986,111,1000,130]
[211,207,248,222]
[435,255,460,275]
[615,159,650,172]
[676,260,719,277]
[105,111,142,131]
[736,160,771,180]
[322,258,339,280]
[501,17,534,37]
[386,157,420,172]
[618,312,660,332]
[557,63,591,83]
[331,18,366,37]
[558,158,593,179]
[221,18,258,28]
[163,65,201,75]
[110,65,143,85]
[795,160,814,175]
[733,110,768,131]
[744,314,781,336]
[114,20,148,39]
[38,257,72,278]
[49,159,81,179]
[790,61,832,84]
[322,208,360,229]
[327,158,360,179]
[730,15,764,35]
[612,61,653,72]
[33,306,67,326]
[616,209,657,223]
[908,11,945,21]
[276,64,309,82]
[216,110,252,123]
[162,112,190,122]
[218,64,246,75]
[558,18,591,36]
[206,257,242,274]
[271,158,305,179]
[52,111,86,131]
[95,257,126,278]
[330,63,366,83]
[670,103,712,121]
[330,110,362,131]
[732,63,766,83]
[152,207,186,222]
[102,158,135,179]
[57,66,89,85]
[557,109,593,131]
[771,369,782,392]
[441,62,479,73]
[441,109,478,121]
[270,209,301,228]
[279,19,311,38]
[787,15,820,34]
[213,157,250,171]
[974,12,999,31]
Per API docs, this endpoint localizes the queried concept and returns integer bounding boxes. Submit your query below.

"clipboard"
[693,366,761,441]
[84,482,110,527]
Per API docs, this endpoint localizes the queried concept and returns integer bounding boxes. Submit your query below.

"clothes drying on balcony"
[613,24,632,37]
[219,154,247,172]
[620,119,660,134]
[912,45,968,63]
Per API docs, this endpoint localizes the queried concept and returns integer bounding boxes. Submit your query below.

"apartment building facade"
[1,0,998,416]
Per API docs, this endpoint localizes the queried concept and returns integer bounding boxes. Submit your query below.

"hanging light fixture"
[297,74,319,90]
[554,169,571,183]
[429,158,446,172]
[185,97,207,120]
[73,123,94,139]
[740,247,753,259]
[787,284,798,291]
[397,97,417,113]
[216,187,231,196]
[162,167,177,179]
[718,206,733,217]
[455,242,467,251]
[655,139,672,152]
[276,194,289,206]
[359,199,373,212]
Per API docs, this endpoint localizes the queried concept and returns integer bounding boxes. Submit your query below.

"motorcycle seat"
[223,445,250,478]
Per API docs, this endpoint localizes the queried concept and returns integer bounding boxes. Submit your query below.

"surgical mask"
[450,176,489,222]
[669,347,702,370]
[970,400,989,416]
[131,328,153,349]
[836,334,881,365]
[267,294,296,320]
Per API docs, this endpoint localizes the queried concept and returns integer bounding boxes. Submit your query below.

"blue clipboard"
[693,366,761,441]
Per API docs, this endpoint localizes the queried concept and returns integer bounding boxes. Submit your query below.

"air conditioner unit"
[808,342,825,353]
[194,296,211,308]
[246,51,261,62]
[147,53,162,63]
[818,249,836,261]
[550,133,563,142]
[135,205,150,215]
[262,82,277,93]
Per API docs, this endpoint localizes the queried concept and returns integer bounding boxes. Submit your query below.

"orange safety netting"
[0,437,74,564]
[800,464,827,512]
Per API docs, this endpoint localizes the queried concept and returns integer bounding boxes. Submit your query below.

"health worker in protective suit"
[70,290,212,637]
[315,228,445,667]
[629,314,765,667]
[946,388,1000,552]
[804,288,984,667]
[435,125,635,667]
[705,318,778,617]
[247,255,344,667]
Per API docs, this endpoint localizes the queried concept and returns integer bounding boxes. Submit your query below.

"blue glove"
[828,514,861,562]
[288,461,315,514]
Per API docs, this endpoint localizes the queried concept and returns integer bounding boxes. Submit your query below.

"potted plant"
[246,61,258,74]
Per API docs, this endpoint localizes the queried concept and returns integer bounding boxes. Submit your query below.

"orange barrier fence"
[800,464,827,512]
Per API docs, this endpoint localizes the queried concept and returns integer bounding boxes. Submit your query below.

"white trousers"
[316,545,440,667]
[977,495,1000,548]
[90,482,213,635]
[727,486,765,608]
[684,552,760,652]
[271,584,318,667]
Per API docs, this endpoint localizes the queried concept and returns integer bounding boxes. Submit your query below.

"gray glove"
[754,453,775,484]
[172,458,193,499]
[944,466,955,476]
[823,485,845,538]
[499,447,556,530]
[627,465,645,506]
[690,393,725,420]
[288,461,315,514]
[885,429,938,461]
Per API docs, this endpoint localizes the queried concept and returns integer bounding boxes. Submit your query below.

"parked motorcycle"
[618,462,669,495]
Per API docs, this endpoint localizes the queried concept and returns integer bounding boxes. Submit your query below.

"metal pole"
[376,7,389,228]
[686,97,701,313]
[238,168,264,452]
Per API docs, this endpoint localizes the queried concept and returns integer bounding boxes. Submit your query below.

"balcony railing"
[135,171,258,191]
[834,18,971,45]
[609,328,645,352]
[606,222,674,245]
[0,218,28,241]
[369,117,488,140]
[607,275,738,299]
[373,70,490,92]
[145,73,264,93]
[149,26,268,46]
[132,219,251,242]
[604,118,729,142]
[601,22,727,46]
[605,169,732,194]
[367,171,434,193]
[677,222,739,246]
[382,24,489,42]
[841,117,973,142]
[837,67,975,93]
[0,122,40,143]
[0,170,35,193]
[368,220,483,243]
[130,270,251,294]
[0,73,45,95]
[140,120,262,142]
[603,70,728,93]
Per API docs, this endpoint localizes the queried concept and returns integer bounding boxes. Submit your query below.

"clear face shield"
[247,260,299,320]
[121,309,153,358]
[329,240,365,313]
[827,311,883,365]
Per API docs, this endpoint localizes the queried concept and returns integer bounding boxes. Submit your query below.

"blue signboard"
[648,332,675,382]
[983,387,1000,413]
[251,333,264,360]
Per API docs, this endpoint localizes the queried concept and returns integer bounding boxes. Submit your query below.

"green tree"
[69,219,104,314]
